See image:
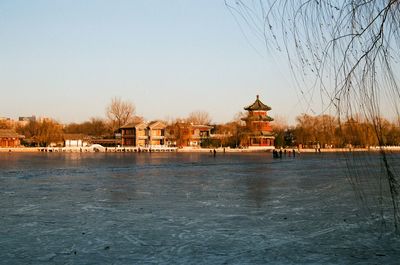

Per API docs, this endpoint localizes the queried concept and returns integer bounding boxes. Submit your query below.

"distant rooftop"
[18,116,36,122]
[120,121,146,129]
[0,129,21,138]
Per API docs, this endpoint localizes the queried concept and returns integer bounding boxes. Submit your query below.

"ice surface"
[0,152,399,264]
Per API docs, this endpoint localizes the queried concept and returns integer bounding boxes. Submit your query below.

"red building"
[0,129,22,148]
[166,122,212,147]
[241,95,275,147]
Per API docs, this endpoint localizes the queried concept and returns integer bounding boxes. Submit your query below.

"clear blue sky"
[0,0,306,124]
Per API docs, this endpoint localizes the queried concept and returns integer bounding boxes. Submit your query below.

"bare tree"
[17,119,63,147]
[271,115,289,147]
[233,111,246,126]
[0,119,12,129]
[106,97,135,131]
[64,117,112,137]
[226,0,400,232]
[186,111,212,125]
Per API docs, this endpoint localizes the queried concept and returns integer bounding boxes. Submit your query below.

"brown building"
[190,125,213,147]
[120,121,166,147]
[241,95,275,147]
[148,121,166,146]
[0,129,23,147]
[166,122,212,147]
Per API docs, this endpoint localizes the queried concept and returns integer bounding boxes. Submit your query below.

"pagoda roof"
[244,95,271,111]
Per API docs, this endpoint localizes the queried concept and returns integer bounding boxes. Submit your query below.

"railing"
[151,136,165,140]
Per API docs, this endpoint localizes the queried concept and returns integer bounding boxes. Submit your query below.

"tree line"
[204,114,400,149]
[3,97,399,148]
[3,97,214,147]
[272,114,400,148]
[10,98,136,146]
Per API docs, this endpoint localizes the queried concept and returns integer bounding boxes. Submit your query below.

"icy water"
[1,152,399,264]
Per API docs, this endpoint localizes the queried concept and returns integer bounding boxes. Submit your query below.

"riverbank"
[1,146,400,153]
[299,146,400,152]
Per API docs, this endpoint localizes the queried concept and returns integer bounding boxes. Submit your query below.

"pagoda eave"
[242,116,274,122]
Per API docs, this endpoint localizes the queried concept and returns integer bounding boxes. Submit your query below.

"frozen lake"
[1,152,399,264]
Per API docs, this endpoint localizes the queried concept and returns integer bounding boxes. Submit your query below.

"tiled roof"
[0,129,20,138]
[120,122,146,129]
[148,120,166,129]
[244,95,272,111]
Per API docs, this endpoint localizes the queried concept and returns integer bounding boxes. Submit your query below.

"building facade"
[0,129,22,148]
[148,121,166,146]
[63,134,90,147]
[120,121,166,147]
[190,125,213,147]
[166,123,213,147]
[241,95,275,147]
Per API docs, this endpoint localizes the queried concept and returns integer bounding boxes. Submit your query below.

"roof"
[120,122,147,129]
[260,131,275,136]
[191,125,213,130]
[148,120,166,129]
[244,95,272,111]
[0,129,21,138]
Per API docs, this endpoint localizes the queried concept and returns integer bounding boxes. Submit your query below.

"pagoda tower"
[241,95,275,147]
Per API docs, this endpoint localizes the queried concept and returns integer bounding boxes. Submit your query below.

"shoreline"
[1,146,400,153]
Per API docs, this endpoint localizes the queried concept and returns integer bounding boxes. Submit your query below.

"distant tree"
[233,111,246,126]
[87,118,110,136]
[17,119,63,147]
[212,123,235,147]
[316,115,338,147]
[186,111,212,125]
[385,120,400,146]
[0,120,12,129]
[283,129,296,147]
[293,114,315,147]
[64,117,111,137]
[63,123,81,134]
[271,115,289,147]
[374,117,400,146]
[291,113,384,147]
[231,112,247,147]
[38,120,63,146]
[106,97,135,131]
[16,120,38,140]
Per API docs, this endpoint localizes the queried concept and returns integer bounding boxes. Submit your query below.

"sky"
[0,0,308,124]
